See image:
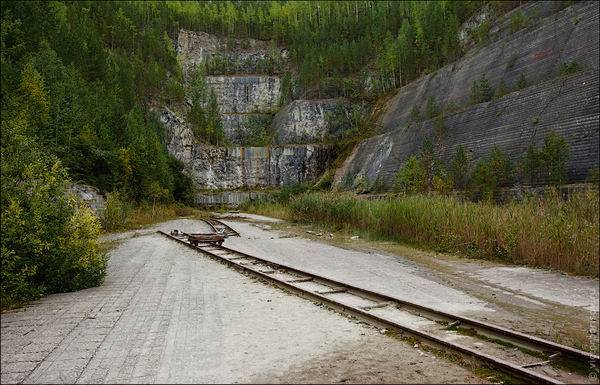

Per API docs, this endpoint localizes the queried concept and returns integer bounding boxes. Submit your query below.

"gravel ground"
[221,220,492,315]
[1,220,484,384]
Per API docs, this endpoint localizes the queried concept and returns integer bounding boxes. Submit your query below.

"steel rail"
[202,218,240,237]
[159,230,598,384]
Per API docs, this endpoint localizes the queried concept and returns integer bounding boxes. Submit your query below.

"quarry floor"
[1,214,598,384]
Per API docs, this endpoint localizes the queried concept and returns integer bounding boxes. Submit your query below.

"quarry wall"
[334,1,599,190]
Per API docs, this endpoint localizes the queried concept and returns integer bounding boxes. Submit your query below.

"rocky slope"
[334,1,599,190]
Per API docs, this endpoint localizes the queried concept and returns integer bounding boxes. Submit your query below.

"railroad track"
[202,217,240,237]
[159,226,598,384]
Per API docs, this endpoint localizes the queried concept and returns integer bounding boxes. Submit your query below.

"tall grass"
[284,189,599,277]
[102,201,208,232]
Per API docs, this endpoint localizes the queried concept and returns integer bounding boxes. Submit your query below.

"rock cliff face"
[177,30,282,145]
[206,75,280,114]
[272,99,341,144]
[160,31,336,199]
[68,184,105,216]
[336,69,599,190]
[378,1,599,133]
[161,108,334,190]
[334,1,600,190]
[177,30,279,80]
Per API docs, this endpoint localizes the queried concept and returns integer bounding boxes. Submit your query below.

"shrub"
[587,166,600,184]
[470,74,495,103]
[509,11,528,33]
[471,18,492,45]
[2,117,106,308]
[541,132,570,185]
[426,96,440,118]
[236,115,273,146]
[410,105,422,122]
[518,144,543,185]
[434,113,446,133]
[394,155,427,193]
[450,146,471,190]
[273,183,311,203]
[102,191,131,231]
[558,60,582,76]
[470,147,512,200]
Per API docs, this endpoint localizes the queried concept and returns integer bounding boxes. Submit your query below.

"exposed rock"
[379,1,599,133]
[335,69,600,190]
[196,191,267,207]
[68,184,105,215]
[272,99,344,144]
[206,75,281,114]
[161,107,335,190]
[177,30,282,79]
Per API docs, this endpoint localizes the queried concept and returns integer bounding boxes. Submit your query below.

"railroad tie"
[316,287,348,295]
[287,277,313,283]
[360,302,393,311]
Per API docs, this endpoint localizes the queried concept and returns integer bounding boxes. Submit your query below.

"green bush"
[470,147,512,200]
[518,144,543,185]
[1,115,106,309]
[558,60,582,76]
[541,132,570,185]
[587,166,599,184]
[450,146,471,190]
[394,155,427,193]
[509,11,528,33]
[235,115,273,146]
[273,183,311,203]
[410,105,422,122]
[101,191,131,231]
[470,74,495,104]
[426,96,440,118]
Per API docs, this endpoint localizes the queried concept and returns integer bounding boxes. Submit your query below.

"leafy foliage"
[450,146,471,190]
[471,147,512,200]
[235,115,273,146]
[1,1,193,202]
[1,87,105,308]
[558,60,582,76]
[470,73,495,103]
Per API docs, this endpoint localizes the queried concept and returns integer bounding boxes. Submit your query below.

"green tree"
[470,74,495,103]
[471,148,512,200]
[450,146,470,189]
[394,155,427,193]
[541,132,570,185]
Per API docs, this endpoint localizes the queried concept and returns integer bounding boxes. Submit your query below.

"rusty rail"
[202,218,240,237]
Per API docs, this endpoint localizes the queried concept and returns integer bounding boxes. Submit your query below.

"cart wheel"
[218,241,223,246]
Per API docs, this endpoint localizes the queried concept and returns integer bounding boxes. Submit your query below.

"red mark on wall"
[533,48,552,61]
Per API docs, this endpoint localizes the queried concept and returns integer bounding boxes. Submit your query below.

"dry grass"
[247,188,599,277]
